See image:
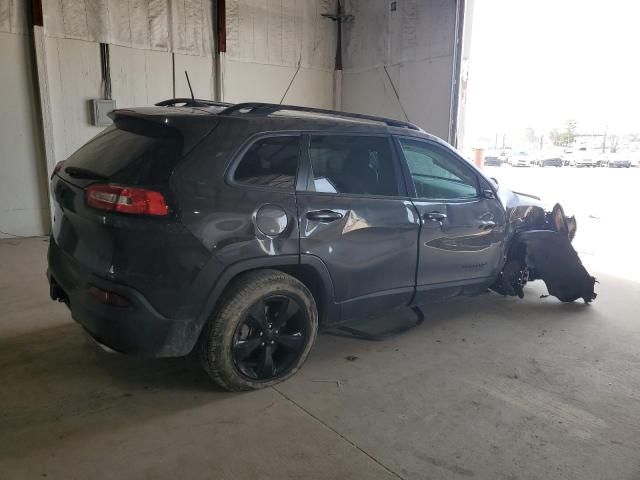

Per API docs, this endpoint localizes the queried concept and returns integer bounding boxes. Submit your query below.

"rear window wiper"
[64,166,107,180]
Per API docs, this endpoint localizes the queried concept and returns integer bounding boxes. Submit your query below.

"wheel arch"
[192,254,338,352]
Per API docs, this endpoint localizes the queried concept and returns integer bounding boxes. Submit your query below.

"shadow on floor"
[0,281,611,462]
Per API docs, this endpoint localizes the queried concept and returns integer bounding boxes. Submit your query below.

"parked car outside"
[606,153,631,168]
[47,100,586,391]
[511,151,532,167]
[484,155,502,166]
[572,147,596,167]
[593,152,607,167]
[539,155,563,167]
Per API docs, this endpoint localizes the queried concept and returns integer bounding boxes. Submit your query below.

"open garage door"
[340,0,471,145]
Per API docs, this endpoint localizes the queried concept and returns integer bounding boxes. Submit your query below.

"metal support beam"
[449,0,468,147]
[31,0,57,226]
[214,0,226,102]
[322,0,349,110]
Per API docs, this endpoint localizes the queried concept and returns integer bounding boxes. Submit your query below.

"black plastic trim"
[219,102,422,131]
[193,253,339,342]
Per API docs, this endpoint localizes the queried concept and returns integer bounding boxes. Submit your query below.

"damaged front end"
[491,194,597,303]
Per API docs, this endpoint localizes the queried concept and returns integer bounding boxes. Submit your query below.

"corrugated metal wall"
[225,0,335,69]
[222,0,337,107]
[0,0,29,34]
[41,0,213,55]
[341,0,460,142]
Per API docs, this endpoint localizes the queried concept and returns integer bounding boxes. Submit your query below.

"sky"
[463,0,640,149]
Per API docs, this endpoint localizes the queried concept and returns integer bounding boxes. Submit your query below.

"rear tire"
[199,269,318,391]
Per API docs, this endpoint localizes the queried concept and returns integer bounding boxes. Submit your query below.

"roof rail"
[218,102,422,131]
[155,98,233,108]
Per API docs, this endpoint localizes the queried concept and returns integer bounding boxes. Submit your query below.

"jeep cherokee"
[47,99,586,391]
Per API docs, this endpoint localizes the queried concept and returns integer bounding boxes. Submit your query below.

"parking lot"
[485,165,640,281]
[2,167,640,479]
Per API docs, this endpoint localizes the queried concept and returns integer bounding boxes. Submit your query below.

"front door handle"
[479,220,497,230]
[306,210,343,223]
[424,212,447,222]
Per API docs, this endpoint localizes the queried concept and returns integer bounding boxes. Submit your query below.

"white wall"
[222,0,337,108]
[110,47,173,107]
[43,0,217,163]
[174,53,215,99]
[1,0,466,238]
[45,37,104,163]
[341,0,459,141]
[44,38,216,162]
[0,1,217,238]
[0,31,49,238]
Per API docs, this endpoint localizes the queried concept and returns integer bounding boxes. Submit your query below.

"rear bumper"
[47,239,199,357]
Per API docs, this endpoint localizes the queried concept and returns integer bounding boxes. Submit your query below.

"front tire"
[199,270,318,391]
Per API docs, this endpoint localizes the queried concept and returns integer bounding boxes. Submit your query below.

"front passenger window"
[399,139,478,199]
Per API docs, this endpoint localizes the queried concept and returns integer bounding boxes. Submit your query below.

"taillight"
[85,184,169,216]
[51,161,64,179]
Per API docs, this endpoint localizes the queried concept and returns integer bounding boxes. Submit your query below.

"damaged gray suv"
[47,100,596,391]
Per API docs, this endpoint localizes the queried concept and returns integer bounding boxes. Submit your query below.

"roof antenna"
[184,71,195,104]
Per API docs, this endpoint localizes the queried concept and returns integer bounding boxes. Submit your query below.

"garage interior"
[2,1,640,479]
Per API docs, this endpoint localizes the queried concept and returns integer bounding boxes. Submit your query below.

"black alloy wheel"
[232,294,308,380]
[199,270,318,391]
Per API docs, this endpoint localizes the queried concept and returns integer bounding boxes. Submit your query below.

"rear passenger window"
[234,136,300,190]
[308,135,399,196]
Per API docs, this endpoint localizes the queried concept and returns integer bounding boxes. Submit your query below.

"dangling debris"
[492,203,597,303]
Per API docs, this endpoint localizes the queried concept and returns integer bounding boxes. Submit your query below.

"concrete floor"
[2,168,640,479]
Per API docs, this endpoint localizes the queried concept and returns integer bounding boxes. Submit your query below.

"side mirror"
[491,177,499,185]
[482,188,496,199]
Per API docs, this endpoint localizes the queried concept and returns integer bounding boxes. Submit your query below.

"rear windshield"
[64,125,182,185]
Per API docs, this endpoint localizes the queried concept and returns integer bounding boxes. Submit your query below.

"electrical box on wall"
[90,99,116,126]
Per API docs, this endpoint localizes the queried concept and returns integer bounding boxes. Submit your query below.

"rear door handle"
[306,210,343,223]
[424,212,447,222]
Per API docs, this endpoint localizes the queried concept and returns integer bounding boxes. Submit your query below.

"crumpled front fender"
[492,195,595,303]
